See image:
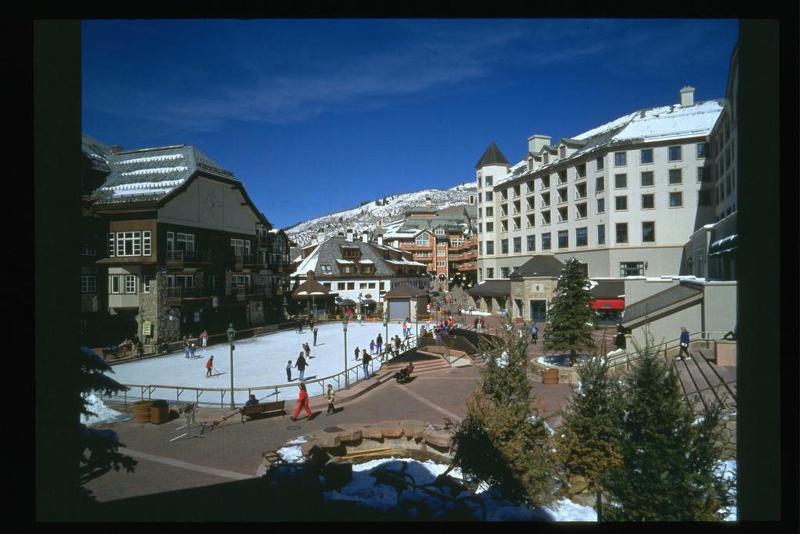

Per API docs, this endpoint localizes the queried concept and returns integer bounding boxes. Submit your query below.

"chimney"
[528,135,551,155]
[425,196,432,208]
[346,229,354,242]
[361,231,369,243]
[317,232,324,244]
[680,86,695,108]
[378,235,384,246]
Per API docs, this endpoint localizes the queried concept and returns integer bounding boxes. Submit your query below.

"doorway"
[530,299,547,322]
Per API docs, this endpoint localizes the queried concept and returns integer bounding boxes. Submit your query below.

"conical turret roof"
[475,142,510,169]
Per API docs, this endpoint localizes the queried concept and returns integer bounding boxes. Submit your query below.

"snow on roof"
[293,245,319,274]
[336,259,355,264]
[114,153,184,165]
[119,166,189,177]
[358,259,374,264]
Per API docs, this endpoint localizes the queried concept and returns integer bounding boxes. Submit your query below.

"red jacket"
[205,359,213,369]
[297,389,308,402]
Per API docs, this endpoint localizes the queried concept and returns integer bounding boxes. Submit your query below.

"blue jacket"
[680,331,690,345]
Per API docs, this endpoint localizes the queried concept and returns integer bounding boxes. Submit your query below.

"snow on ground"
[536,354,590,367]
[716,459,737,521]
[276,445,305,464]
[460,309,493,316]
[81,393,131,427]
[106,322,407,405]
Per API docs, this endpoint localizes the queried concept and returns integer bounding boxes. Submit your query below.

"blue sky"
[82,19,738,228]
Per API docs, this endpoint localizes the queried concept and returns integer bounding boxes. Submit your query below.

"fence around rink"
[100,330,424,408]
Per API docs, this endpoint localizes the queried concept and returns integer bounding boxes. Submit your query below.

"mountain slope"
[285,182,477,246]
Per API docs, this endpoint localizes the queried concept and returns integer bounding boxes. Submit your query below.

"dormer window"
[543,153,549,165]
[415,233,430,246]
[527,157,533,171]
[560,145,566,158]
[435,228,445,236]
[320,264,332,274]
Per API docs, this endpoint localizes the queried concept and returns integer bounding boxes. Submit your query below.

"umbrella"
[292,273,330,319]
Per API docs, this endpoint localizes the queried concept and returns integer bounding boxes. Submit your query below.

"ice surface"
[106,322,407,405]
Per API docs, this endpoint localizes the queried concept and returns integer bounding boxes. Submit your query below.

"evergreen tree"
[543,257,595,366]
[556,355,624,520]
[603,346,733,521]
[448,330,556,506]
[78,346,137,503]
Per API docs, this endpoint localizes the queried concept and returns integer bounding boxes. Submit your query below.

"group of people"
[288,382,338,421]
[183,331,209,359]
[473,317,486,332]
[287,342,312,382]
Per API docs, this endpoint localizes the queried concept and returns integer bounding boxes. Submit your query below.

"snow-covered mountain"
[285,182,477,246]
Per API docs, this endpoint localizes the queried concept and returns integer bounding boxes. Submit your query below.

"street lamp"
[342,317,349,388]
[383,307,389,355]
[227,323,236,409]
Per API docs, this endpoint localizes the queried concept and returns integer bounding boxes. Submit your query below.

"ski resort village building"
[471,85,738,334]
[381,202,479,287]
[81,135,290,348]
[290,231,430,317]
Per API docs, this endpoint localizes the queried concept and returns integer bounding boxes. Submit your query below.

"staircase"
[381,357,452,376]
[669,346,737,415]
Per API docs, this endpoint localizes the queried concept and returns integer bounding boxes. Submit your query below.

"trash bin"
[150,400,170,425]
[133,400,154,423]
[541,368,559,385]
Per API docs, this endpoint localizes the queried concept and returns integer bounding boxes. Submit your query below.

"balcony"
[166,286,212,304]
[458,261,478,272]
[166,250,212,268]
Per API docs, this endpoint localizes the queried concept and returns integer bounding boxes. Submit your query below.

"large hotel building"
[475,86,723,283]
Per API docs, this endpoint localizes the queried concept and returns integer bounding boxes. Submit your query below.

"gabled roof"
[383,283,427,299]
[475,142,510,169]
[509,255,564,279]
[91,142,237,205]
[621,283,703,327]
[82,133,112,174]
[468,280,511,298]
[293,236,423,278]
[590,279,625,299]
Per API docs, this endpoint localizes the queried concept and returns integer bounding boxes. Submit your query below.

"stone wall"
[137,271,180,345]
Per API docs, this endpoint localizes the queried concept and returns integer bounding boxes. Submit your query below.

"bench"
[240,400,286,423]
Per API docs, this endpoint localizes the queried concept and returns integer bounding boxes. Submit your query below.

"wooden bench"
[240,401,286,423]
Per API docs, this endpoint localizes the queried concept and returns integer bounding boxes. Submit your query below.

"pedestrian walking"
[200,330,208,348]
[369,339,376,355]
[303,342,311,359]
[677,327,691,360]
[290,382,313,421]
[183,336,190,358]
[325,384,336,415]
[376,333,383,354]
[362,350,372,379]
[313,327,319,346]
[531,323,539,344]
[296,351,308,381]
[474,317,479,330]
[297,321,304,334]
[354,346,360,362]
[205,355,214,377]
[286,360,293,382]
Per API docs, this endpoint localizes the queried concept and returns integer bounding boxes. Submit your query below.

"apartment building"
[381,202,478,287]
[475,87,723,286]
[291,231,431,314]
[84,136,290,347]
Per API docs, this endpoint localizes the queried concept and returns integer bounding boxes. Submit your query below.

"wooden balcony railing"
[166,287,212,302]
[166,250,212,266]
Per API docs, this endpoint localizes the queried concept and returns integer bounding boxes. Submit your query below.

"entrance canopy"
[591,298,624,311]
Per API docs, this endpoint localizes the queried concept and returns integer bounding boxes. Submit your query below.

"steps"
[382,358,452,375]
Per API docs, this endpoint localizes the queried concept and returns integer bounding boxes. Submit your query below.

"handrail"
[606,331,726,369]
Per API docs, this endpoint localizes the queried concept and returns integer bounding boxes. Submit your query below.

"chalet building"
[83,135,290,347]
[291,230,430,317]
[381,202,478,288]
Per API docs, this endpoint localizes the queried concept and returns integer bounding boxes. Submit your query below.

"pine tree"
[603,346,733,521]
[448,331,556,506]
[78,346,137,502]
[543,257,595,366]
[556,355,624,520]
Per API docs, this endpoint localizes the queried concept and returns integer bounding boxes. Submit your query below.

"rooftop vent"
[680,86,695,108]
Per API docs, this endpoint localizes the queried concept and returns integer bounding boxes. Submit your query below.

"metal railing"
[101,332,422,409]
[166,250,212,264]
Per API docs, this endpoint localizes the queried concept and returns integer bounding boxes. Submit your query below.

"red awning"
[591,298,624,311]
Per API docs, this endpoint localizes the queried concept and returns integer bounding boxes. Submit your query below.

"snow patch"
[276,445,305,464]
[81,393,131,427]
[120,166,189,176]
[115,153,184,164]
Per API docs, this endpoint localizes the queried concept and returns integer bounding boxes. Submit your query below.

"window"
[614,152,627,166]
[616,223,628,244]
[541,232,552,250]
[526,214,535,228]
[640,148,654,164]
[558,230,569,249]
[487,268,494,279]
[478,193,482,203]
[596,156,604,170]
[486,207,493,217]
[669,192,683,207]
[542,210,551,225]
[698,166,709,183]
[80,275,96,293]
[615,196,628,211]
[560,146,566,158]
[641,171,654,187]
[142,275,151,294]
[576,203,587,218]
[485,191,493,202]
[620,262,645,277]
[346,282,355,290]
[557,187,568,203]
[668,145,682,161]
[557,207,568,222]
[112,231,143,257]
[320,264,332,274]
[669,168,682,184]
[379,282,385,291]
[478,208,482,219]
[177,233,194,253]
[597,198,605,213]
[641,194,655,209]
[450,239,464,247]
[110,275,120,294]
[596,176,604,192]
[542,176,550,188]
[615,174,627,189]
[696,142,708,159]
[501,239,508,254]
[501,220,508,232]
[108,233,115,257]
[541,192,550,207]
[527,235,536,251]
[337,282,346,290]
[477,176,481,187]
[486,241,494,255]
[558,170,567,184]
[143,231,152,256]
[125,274,137,294]
[436,260,445,267]
[435,228,445,236]
[577,164,586,178]
[513,237,521,253]
[485,176,493,186]
[415,233,429,246]
[597,224,606,245]
[501,267,510,278]
[576,183,587,198]
[576,227,588,247]
[641,221,656,243]
[486,222,494,232]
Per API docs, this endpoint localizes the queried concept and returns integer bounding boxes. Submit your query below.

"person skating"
[376,333,383,355]
[677,327,691,360]
[183,336,191,359]
[290,382,313,421]
[303,342,312,359]
[325,384,336,415]
[189,335,197,359]
[531,323,539,344]
[313,326,319,346]
[295,351,308,381]
[354,346,360,362]
[200,330,208,348]
[205,355,214,377]
[286,360,293,382]
[369,339,376,355]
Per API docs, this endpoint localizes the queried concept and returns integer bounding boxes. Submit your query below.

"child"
[369,339,376,355]
[325,384,336,415]
[205,355,214,377]
[286,360,293,382]
[303,342,311,359]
